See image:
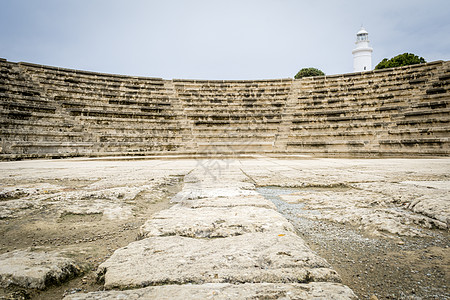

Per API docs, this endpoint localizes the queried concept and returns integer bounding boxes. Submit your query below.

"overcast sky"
[1,0,449,79]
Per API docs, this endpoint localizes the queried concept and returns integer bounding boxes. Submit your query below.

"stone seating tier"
[1,59,449,158]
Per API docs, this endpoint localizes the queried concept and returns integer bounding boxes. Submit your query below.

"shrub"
[375,53,426,70]
[294,67,325,79]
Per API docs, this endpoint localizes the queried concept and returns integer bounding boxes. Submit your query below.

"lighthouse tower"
[352,27,373,72]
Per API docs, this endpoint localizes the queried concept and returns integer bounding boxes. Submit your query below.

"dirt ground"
[300,217,449,300]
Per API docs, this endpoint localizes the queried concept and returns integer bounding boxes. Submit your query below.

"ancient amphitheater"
[0,59,449,299]
[1,59,449,158]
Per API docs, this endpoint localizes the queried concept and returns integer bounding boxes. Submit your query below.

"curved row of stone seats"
[286,61,449,155]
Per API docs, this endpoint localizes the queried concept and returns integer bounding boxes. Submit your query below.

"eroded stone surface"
[353,181,450,228]
[279,189,446,237]
[171,186,258,202]
[141,205,295,238]
[0,199,35,219]
[0,172,184,221]
[98,232,340,289]
[64,282,357,300]
[179,195,277,210]
[0,249,82,289]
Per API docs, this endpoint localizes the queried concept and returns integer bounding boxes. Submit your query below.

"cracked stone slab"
[179,195,277,210]
[64,282,357,300]
[0,249,82,289]
[279,189,392,207]
[279,188,447,237]
[98,232,340,289]
[0,184,154,220]
[352,182,450,227]
[171,187,258,202]
[141,205,295,238]
[301,207,439,238]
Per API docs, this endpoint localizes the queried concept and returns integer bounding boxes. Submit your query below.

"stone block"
[97,232,340,289]
[140,205,295,238]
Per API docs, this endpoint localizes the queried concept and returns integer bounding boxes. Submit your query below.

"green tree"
[294,67,325,79]
[375,53,426,70]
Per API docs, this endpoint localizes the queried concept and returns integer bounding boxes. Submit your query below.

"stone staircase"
[173,79,292,155]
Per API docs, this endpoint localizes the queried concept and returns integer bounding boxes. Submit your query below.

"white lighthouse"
[352,27,373,72]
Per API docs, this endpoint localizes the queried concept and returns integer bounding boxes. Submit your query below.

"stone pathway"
[65,161,357,299]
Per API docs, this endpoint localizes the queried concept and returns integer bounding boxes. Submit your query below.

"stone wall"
[0,58,448,159]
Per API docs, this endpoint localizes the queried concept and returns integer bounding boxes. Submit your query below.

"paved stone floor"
[0,157,448,299]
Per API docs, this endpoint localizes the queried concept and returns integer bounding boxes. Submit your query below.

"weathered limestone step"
[292,106,410,117]
[396,117,449,126]
[140,205,295,238]
[68,108,177,120]
[9,141,184,148]
[20,62,165,83]
[97,232,340,289]
[291,114,390,124]
[64,282,357,300]
[289,130,384,138]
[387,126,450,137]
[379,137,449,144]
[186,111,283,117]
[293,96,410,110]
[192,132,276,138]
[283,148,449,156]
[45,86,170,98]
[61,102,174,113]
[50,89,170,99]
[192,120,282,126]
[32,78,169,92]
[0,109,69,122]
[195,142,274,153]
[291,118,448,131]
[182,100,287,106]
[402,108,450,118]
[287,140,370,148]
